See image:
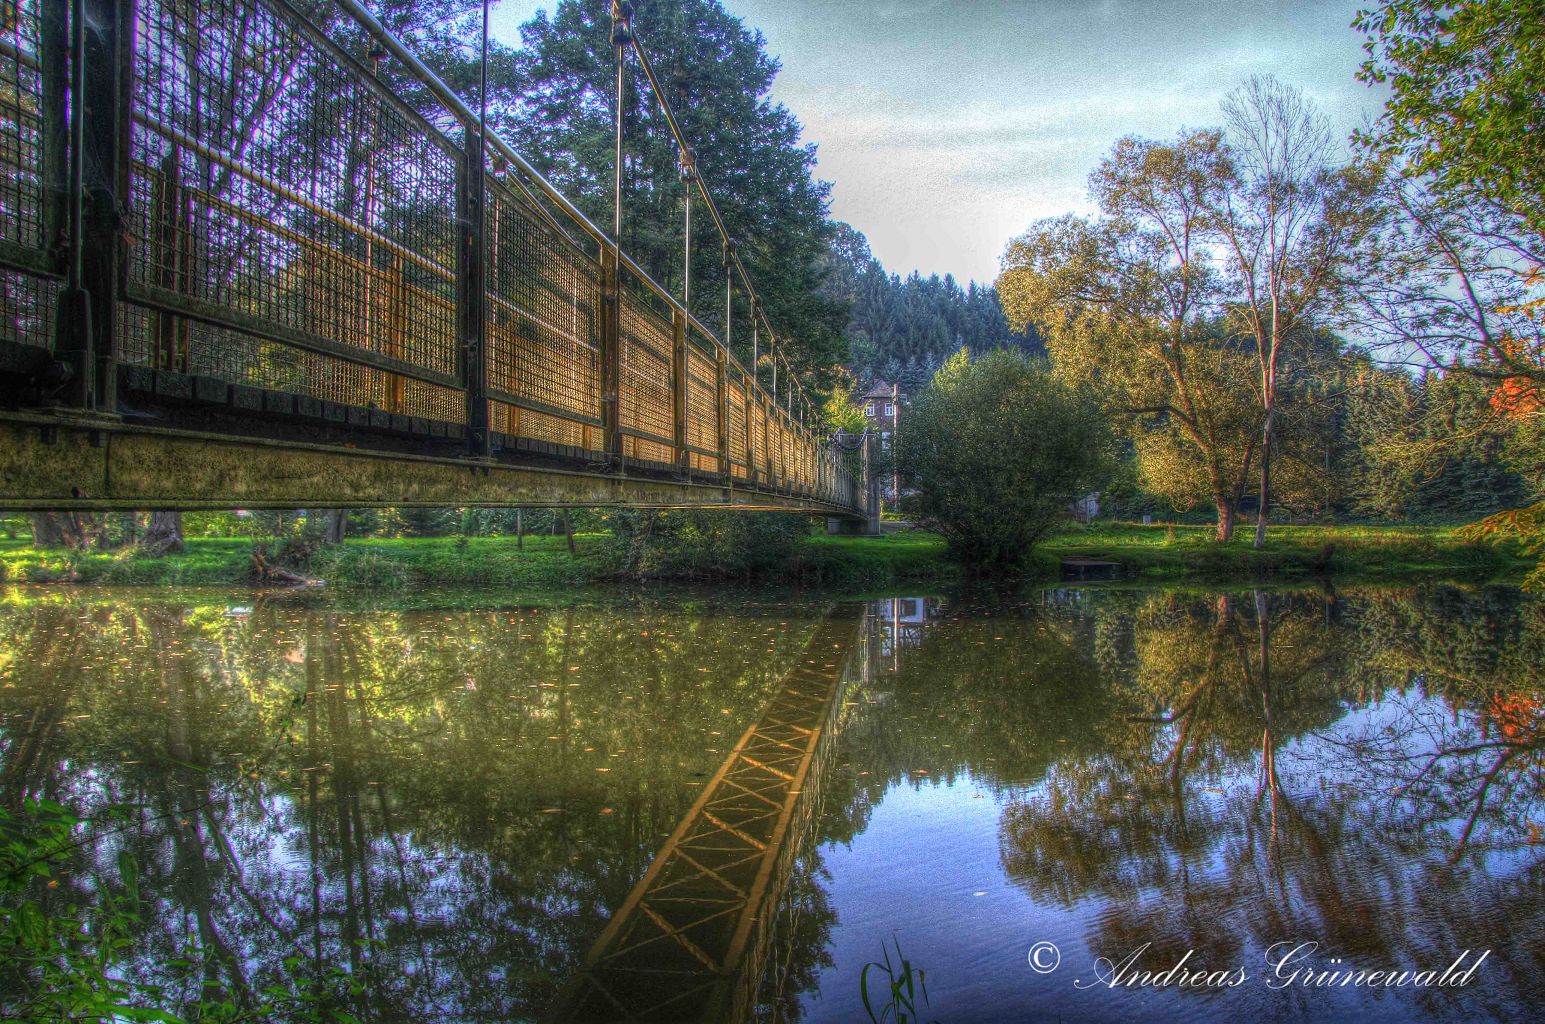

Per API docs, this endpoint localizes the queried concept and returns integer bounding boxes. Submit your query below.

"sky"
[489,0,1389,285]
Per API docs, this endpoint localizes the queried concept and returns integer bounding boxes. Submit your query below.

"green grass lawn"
[1032,521,1529,582]
[0,533,602,588]
[799,530,957,582]
[0,520,1530,590]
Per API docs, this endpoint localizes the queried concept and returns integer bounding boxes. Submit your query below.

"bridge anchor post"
[864,428,881,535]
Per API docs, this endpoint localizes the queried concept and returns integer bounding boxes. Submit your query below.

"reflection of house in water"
[872,596,941,668]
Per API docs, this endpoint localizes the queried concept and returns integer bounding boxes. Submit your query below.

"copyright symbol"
[1028,941,1061,974]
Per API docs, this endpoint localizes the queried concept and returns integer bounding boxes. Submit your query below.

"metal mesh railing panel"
[727,377,747,466]
[0,0,52,277]
[127,0,460,385]
[685,339,717,458]
[117,302,463,421]
[626,435,674,466]
[773,418,788,483]
[618,287,673,443]
[486,177,600,425]
[0,266,54,350]
[491,399,589,450]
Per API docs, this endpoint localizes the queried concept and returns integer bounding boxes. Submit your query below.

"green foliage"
[0,799,374,1023]
[1355,0,1545,238]
[1000,89,1374,542]
[893,349,1115,573]
[822,380,868,435]
[599,510,811,579]
[382,507,461,539]
[997,134,1260,539]
[859,937,938,1024]
[0,800,157,1023]
[1462,502,1545,592]
[1341,366,1530,521]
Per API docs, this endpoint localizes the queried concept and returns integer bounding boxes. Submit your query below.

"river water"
[1,584,1540,1023]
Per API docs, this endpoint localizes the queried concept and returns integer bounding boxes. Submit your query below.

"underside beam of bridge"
[0,412,863,515]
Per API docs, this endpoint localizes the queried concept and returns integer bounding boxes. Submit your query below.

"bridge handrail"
[331,0,825,444]
[3,0,864,513]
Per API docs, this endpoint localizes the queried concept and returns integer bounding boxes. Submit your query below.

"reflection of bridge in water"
[544,604,884,1024]
[0,0,866,520]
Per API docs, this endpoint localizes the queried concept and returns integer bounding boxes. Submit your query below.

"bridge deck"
[0,407,857,514]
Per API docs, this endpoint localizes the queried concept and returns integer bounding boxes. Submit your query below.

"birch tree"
[1207,76,1374,547]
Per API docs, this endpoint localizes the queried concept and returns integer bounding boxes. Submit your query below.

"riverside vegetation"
[0,520,1528,590]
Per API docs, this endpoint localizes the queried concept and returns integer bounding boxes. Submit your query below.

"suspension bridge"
[0,0,874,522]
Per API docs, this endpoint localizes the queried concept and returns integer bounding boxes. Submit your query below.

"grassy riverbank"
[0,521,1530,589]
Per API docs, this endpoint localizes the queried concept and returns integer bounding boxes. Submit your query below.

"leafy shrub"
[893,348,1115,573]
[600,510,810,579]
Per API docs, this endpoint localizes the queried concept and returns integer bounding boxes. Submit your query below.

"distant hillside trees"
[825,224,1042,393]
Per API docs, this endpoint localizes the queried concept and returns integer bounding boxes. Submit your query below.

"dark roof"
[859,381,901,400]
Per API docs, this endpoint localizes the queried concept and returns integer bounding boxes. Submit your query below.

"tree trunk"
[563,510,576,556]
[29,512,67,548]
[1215,500,1236,543]
[28,512,92,549]
[140,511,185,556]
[515,509,523,550]
[1254,408,1274,549]
[320,509,347,546]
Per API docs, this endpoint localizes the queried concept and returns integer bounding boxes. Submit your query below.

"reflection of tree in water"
[0,594,834,1021]
[7,586,1545,1021]
[833,591,1111,805]
[1335,586,1545,857]
[997,586,1545,1019]
[755,799,839,1023]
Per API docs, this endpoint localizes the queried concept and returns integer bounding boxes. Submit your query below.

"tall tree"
[1348,174,1543,387]
[1000,133,1261,540]
[1354,0,1545,241]
[1352,0,1544,583]
[1207,76,1374,547]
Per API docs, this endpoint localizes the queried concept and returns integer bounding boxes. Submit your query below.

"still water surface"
[1,585,1541,1023]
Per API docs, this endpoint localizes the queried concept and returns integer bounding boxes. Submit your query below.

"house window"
[884,402,895,416]
[865,404,876,417]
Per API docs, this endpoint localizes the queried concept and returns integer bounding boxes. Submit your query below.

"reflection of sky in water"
[805,684,1540,1024]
